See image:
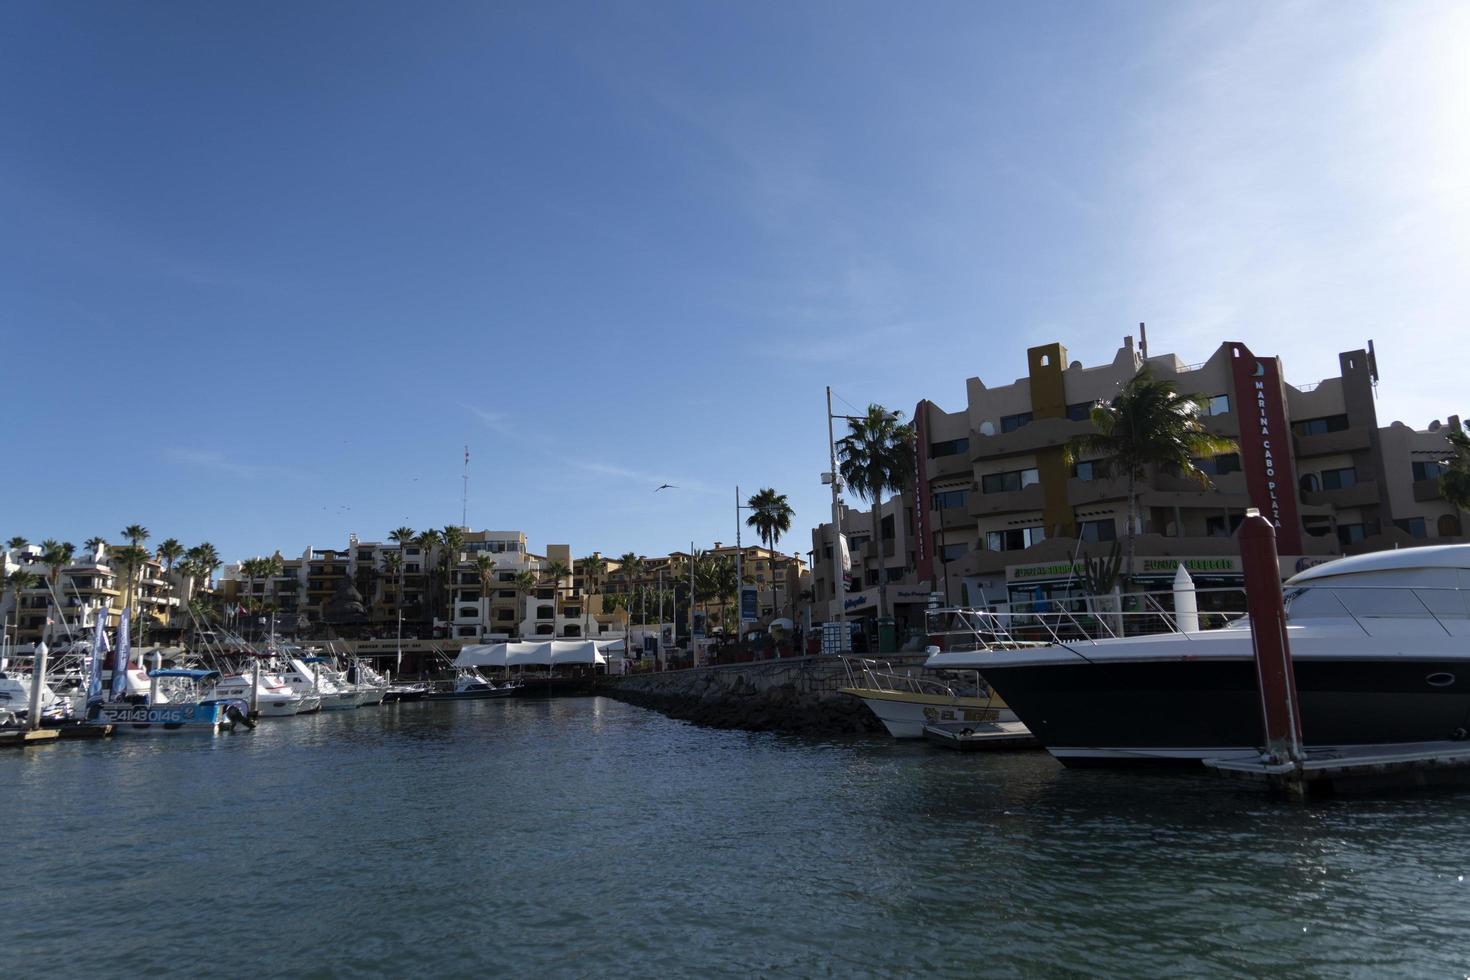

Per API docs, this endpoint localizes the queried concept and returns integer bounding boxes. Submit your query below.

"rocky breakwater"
[607,657,884,736]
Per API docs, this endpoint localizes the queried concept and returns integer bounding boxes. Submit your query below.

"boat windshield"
[1284,584,1470,621]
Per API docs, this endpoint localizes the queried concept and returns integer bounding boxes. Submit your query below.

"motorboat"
[383,681,429,703]
[215,669,311,717]
[278,657,360,711]
[930,545,1470,767]
[837,657,1019,738]
[425,668,517,700]
[89,668,253,734]
[0,671,73,725]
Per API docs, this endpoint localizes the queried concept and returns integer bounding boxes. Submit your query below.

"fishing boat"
[278,657,360,710]
[90,668,253,735]
[425,668,517,701]
[932,546,1470,767]
[215,669,313,717]
[838,657,1019,738]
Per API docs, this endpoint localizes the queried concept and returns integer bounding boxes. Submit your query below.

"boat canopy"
[147,668,221,681]
[454,641,611,668]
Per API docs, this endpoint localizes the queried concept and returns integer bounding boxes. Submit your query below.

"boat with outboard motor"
[89,668,254,734]
[928,545,1470,767]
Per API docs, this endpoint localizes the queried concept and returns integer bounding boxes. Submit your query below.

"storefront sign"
[1229,343,1303,553]
[739,586,759,623]
[1009,560,1088,582]
[1137,557,1240,576]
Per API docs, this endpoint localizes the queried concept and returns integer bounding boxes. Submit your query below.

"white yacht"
[930,545,1470,767]
[837,657,1019,738]
[215,670,313,717]
[278,658,359,711]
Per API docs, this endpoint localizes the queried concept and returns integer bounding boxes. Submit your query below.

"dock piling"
[1239,511,1304,767]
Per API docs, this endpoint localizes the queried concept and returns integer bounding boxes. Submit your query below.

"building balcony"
[1067,475,1129,506]
[1413,477,1445,503]
[967,482,1045,517]
[969,417,1092,460]
[1301,480,1380,509]
[936,504,972,531]
[1295,426,1372,457]
[927,452,971,479]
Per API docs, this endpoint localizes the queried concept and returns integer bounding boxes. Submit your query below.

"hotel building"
[812,337,1466,631]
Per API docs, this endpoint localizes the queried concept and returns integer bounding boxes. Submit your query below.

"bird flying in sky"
[655,484,677,492]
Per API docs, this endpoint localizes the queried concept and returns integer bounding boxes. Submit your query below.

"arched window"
[1299,473,1320,493]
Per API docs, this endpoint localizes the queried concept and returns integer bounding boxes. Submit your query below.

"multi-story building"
[602,544,808,629]
[1,542,184,648]
[813,337,1466,635]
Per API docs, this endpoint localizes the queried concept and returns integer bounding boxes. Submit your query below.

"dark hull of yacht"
[982,656,1470,767]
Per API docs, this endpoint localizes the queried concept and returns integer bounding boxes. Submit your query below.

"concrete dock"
[0,729,61,748]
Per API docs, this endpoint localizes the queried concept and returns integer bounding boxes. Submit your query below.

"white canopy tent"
[454,640,613,669]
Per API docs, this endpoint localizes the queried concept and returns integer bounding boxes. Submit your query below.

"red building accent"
[913,399,933,585]
[1228,343,1303,554]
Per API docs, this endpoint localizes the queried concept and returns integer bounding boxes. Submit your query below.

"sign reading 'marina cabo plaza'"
[1228,342,1303,554]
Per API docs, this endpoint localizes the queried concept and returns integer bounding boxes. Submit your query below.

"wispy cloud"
[464,405,518,436]
[163,449,275,480]
[566,459,719,496]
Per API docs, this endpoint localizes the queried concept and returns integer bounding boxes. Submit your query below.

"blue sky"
[4,1,1467,565]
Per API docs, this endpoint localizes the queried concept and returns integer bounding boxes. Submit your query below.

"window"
[931,488,969,511]
[1066,402,1095,422]
[457,606,478,618]
[1413,461,1445,482]
[986,526,1046,551]
[981,468,1040,494]
[496,609,514,621]
[1394,517,1428,539]
[1201,394,1231,416]
[1296,415,1350,436]
[1192,453,1241,477]
[930,437,969,458]
[1072,460,1099,481]
[1321,467,1357,490]
[1078,519,1116,543]
[1206,513,1246,538]
[940,542,968,561]
[1000,412,1033,433]
[1337,523,1366,546]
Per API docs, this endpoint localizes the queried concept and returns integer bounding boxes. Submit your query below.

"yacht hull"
[983,656,1470,767]
[425,688,516,701]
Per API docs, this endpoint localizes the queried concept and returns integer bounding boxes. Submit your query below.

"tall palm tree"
[122,524,150,548]
[413,530,442,633]
[115,544,149,617]
[747,487,795,620]
[837,404,915,624]
[4,568,38,640]
[578,553,605,636]
[264,552,285,616]
[84,536,106,557]
[473,554,497,637]
[155,538,185,577]
[543,559,572,629]
[1066,365,1238,584]
[382,551,403,620]
[40,539,65,591]
[441,525,466,628]
[512,570,539,637]
[185,543,221,592]
[5,536,27,554]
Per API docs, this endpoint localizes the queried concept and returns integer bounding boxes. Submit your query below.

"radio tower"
[461,445,470,529]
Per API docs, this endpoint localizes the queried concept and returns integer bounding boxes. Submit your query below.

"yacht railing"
[839,657,961,698]
[928,582,1470,652]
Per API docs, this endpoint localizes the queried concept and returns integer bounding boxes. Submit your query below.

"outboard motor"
[223,701,256,730]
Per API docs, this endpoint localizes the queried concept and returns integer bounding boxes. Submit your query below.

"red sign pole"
[1237,512,1304,765]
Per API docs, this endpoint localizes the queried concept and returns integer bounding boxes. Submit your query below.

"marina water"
[5,697,1469,977]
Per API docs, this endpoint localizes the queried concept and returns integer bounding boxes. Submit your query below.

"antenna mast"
[461,445,470,529]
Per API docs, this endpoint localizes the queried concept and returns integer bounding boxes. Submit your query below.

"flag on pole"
[110,608,131,700]
[838,534,853,593]
[87,610,107,705]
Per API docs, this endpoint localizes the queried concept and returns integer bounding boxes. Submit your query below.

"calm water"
[4,697,1469,978]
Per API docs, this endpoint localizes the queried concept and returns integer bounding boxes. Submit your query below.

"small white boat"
[279,658,359,710]
[90,668,253,735]
[838,657,1019,739]
[215,670,308,717]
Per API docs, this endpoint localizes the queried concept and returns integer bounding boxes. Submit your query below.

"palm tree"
[512,570,539,637]
[185,543,221,592]
[264,552,285,615]
[1066,365,1238,585]
[441,526,466,628]
[543,560,571,632]
[413,530,442,632]
[114,544,149,616]
[122,524,150,548]
[155,538,185,578]
[5,536,27,554]
[4,568,38,640]
[837,404,916,625]
[40,538,65,591]
[578,553,605,636]
[473,554,497,637]
[746,487,795,620]
[84,536,106,558]
[1440,421,1470,515]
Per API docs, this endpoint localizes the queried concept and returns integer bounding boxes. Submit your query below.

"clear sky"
[4,1,1467,566]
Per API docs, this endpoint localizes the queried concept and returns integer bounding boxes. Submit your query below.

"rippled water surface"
[4,697,1470,977]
